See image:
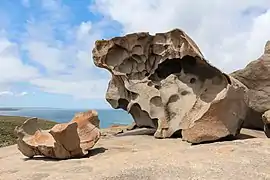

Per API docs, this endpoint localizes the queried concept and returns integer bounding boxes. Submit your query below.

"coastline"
[0,108,133,129]
[0,115,129,148]
[0,115,57,147]
[0,108,20,111]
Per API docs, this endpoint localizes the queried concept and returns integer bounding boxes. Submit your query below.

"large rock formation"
[14,110,101,159]
[231,41,270,131]
[92,28,248,143]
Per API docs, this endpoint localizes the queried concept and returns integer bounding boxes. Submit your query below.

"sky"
[0,0,270,109]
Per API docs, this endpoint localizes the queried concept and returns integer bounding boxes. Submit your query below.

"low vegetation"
[0,116,57,147]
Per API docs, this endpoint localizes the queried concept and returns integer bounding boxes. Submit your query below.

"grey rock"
[231,41,270,130]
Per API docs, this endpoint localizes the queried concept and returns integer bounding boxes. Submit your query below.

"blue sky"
[1,0,270,109]
[0,0,119,109]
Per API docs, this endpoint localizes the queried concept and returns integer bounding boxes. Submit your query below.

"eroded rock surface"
[93,28,248,143]
[72,110,100,128]
[231,41,270,130]
[262,110,270,138]
[14,110,101,159]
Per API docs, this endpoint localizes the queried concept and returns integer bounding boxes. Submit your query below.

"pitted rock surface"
[93,29,248,143]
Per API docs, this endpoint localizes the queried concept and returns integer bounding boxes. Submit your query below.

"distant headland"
[0,108,20,111]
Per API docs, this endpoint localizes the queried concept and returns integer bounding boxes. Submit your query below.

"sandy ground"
[0,128,270,180]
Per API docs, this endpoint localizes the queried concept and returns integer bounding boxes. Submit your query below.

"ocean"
[0,108,134,128]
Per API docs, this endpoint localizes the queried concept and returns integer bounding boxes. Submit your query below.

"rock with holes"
[231,41,270,130]
[14,110,101,159]
[92,28,248,143]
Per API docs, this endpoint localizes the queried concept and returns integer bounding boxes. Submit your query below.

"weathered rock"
[72,110,100,128]
[14,110,101,159]
[231,41,270,130]
[262,110,270,137]
[93,28,248,143]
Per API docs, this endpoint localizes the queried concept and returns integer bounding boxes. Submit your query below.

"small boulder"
[14,110,101,159]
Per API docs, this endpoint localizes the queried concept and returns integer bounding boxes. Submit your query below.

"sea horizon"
[0,107,133,128]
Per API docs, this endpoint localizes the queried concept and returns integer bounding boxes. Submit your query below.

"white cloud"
[23,19,107,98]
[0,91,14,96]
[246,10,270,58]
[17,92,28,96]
[93,0,270,73]
[1,1,110,101]
[76,22,92,41]
[25,41,68,72]
[19,1,109,99]
[30,78,109,99]
[0,36,39,84]
[40,0,69,22]
[0,91,30,97]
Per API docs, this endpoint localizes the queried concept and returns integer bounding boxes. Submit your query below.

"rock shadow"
[236,133,257,140]
[191,133,257,145]
[115,128,156,137]
[23,156,60,162]
[23,147,108,161]
[86,147,108,157]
